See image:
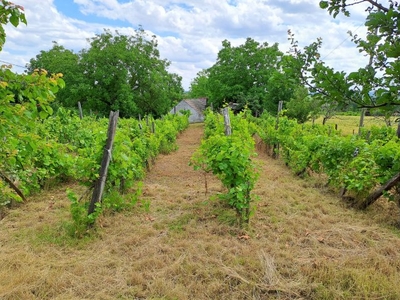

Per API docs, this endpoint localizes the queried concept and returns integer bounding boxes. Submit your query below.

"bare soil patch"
[1,123,400,299]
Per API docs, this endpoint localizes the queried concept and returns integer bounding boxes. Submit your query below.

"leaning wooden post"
[0,171,26,202]
[78,102,83,120]
[360,172,400,209]
[273,101,283,158]
[88,111,119,216]
[222,107,232,136]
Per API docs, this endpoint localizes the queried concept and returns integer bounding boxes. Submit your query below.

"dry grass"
[313,115,397,135]
[1,123,400,299]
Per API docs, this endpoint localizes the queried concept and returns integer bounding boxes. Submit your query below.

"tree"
[206,38,299,115]
[78,28,183,118]
[291,1,400,112]
[188,69,211,99]
[285,86,315,124]
[28,42,80,108]
[27,28,183,118]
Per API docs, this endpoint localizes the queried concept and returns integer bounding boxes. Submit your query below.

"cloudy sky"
[1,0,371,90]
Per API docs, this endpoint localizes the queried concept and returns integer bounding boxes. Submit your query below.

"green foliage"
[0,68,66,200]
[205,38,299,115]
[0,100,189,227]
[191,109,259,225]
[28,42,80,108]
[254,113,400,206]
[0,3,68,203]
[29,28,184,118]
[0,1,26,51]
[67,189,93,237]
[188,69,211,99]
[285,86,316,123]
[292,1,400,113]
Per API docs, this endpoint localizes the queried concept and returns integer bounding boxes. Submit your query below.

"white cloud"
[1,0,371,90]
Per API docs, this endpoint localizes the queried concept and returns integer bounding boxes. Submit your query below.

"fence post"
[88,110,119,216]
[222,107,232,136]
[273,101,283,158]
[358,108,366,135]
[78,102,83,120]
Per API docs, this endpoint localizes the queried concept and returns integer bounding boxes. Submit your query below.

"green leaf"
[39,110,49,119]
[319,1,329,9]
[9,14,19,27]
[20,14,27,25]
[47,106,54,115]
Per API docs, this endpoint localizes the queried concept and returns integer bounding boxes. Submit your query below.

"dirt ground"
[1,123,400,299]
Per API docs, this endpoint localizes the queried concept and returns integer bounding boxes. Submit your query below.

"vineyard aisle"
[1,123,400,299]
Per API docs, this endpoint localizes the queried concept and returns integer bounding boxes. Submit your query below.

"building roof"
[183,98,207,114]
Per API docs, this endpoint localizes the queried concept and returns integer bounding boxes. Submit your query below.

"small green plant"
[67,189,101,237]
[191,110,259,226]
[141,199,151,213]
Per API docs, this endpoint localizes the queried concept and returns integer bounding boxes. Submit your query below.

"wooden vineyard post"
[397,121,400,139]
[358,108,366,135]
[88,111,119,216]
[0,171,26,202]
[222,107,232,136]
[273,101,283,158]
[78,102,83,119]
[138,114,143,133]
[360,172,400,209]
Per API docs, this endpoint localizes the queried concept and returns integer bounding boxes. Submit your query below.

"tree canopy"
[28,42,80,108]
[29,28,184,118]
[190,38,301,115]
[188,69,211,100]
[291,0,400,114]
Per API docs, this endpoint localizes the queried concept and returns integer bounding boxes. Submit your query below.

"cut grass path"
[1,123,400,299]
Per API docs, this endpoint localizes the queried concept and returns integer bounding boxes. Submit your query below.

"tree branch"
[365,0,389,12]
[344,0,389,12]
[345,0,370,7]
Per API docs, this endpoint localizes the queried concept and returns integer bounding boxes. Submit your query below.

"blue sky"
[1,0,370,90]
[53,0,132,27]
